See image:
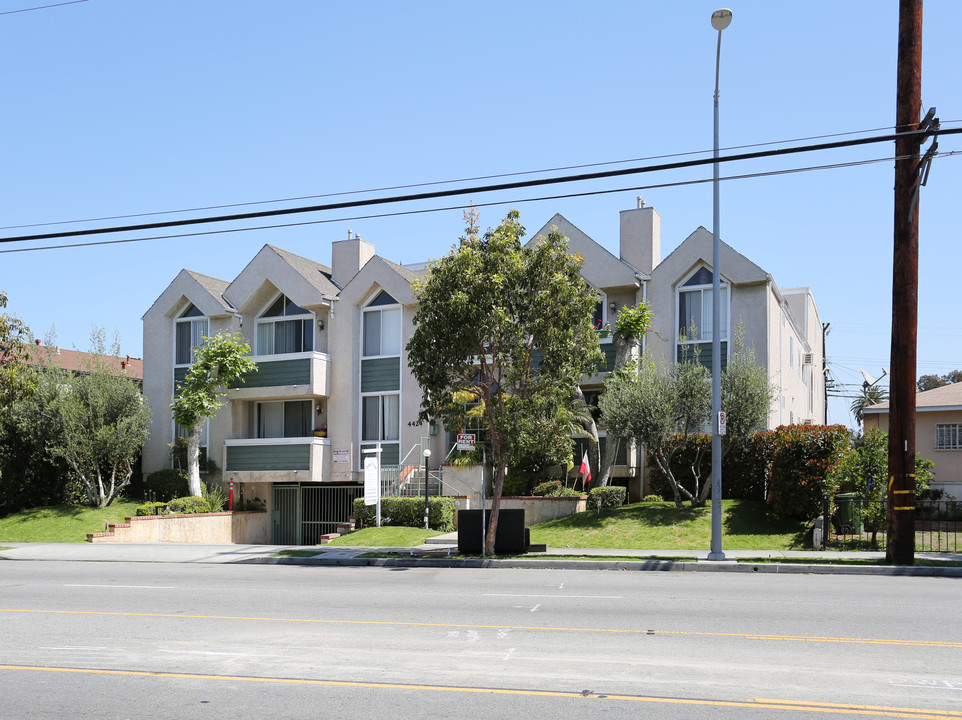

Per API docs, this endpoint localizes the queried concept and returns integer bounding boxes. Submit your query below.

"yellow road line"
[756,698,962,717]
[0,665,956,718]
[3,608,961,648]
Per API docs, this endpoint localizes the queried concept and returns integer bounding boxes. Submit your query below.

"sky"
[2,0,959,430]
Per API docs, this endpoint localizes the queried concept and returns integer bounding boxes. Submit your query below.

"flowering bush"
[768,424,849,519]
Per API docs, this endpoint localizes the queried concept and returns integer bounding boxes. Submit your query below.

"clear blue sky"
[2,0,959,429]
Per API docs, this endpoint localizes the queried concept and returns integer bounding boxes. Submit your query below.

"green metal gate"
[271,483,365,545]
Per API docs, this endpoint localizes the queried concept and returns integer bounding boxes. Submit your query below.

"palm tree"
[851,385,889,426]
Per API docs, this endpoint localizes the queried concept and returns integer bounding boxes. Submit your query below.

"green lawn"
[327,526,434,547]
[0,499,808,550]
[0,500,144,543]
[530,499,811,551]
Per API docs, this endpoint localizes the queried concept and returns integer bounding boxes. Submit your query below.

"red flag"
[579,451,591,488]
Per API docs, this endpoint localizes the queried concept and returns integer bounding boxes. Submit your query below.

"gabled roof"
[223,244,339,313]
[525,213,640,289]
[142,268,234,321]
[267,245,339,296]
[865,382,962,414]
[654,226,768,286]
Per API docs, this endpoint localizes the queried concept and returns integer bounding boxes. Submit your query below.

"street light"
[423,447,432,530]
[709,8,732,562]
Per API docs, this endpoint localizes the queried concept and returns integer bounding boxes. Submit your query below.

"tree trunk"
[187,423,203,497]
[485,463,506,554]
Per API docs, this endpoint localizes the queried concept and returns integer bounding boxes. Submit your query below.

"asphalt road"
[1,561,959,719]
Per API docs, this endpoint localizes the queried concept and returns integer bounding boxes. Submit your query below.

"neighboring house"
[142,201,825,543]
[863,383,962,499]
[27,342,143,382]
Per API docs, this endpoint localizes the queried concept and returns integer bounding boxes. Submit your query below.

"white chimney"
[619,200,661,275]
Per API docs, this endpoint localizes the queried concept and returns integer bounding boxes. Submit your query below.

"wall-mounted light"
[317,319,325,330]
[609,302,617,311]
[315,403,324,415]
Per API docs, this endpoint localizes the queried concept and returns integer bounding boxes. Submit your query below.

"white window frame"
[255,293,314,356]
[675,267,729,351]
[936,423,962,450]
[362,306,402,358]
[174,304,208,368]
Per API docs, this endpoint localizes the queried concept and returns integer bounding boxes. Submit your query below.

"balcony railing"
[227,351,331,398]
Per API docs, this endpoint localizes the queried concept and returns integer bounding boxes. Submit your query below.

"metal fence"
[829,498,962,552]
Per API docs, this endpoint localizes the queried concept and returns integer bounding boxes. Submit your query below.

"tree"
[0,291,33,406]
[44,330,152,507]
[600,326,774,507]
[600,354,710,507]
[830,429,932,547]
[917,370,962,392]
[850,384,888,426]
[576,302,652,489]
[171,331,257,497]
[407,209,603,553]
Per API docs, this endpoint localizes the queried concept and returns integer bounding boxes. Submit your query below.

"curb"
[235,555,962,576]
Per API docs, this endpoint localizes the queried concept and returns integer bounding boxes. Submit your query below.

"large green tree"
[171,331,257,497]
[407,209,603,553]
[47,348,151,507]
[916,370,961,393]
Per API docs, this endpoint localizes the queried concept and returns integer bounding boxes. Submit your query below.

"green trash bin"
[835,493,864,534]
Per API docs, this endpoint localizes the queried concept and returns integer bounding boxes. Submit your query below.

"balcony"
[227,351,331,399]
[224,437,331,483]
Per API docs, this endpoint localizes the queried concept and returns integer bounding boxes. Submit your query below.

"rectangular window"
[257,319,313,355]
[363,308,401,357]
[175,319,208,365]
[936,424,962,450]
[257,400,312,438]
[362,394,399,441]
[678,287,728,341]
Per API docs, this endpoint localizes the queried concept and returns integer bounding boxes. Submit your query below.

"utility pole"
[887,0,923,565]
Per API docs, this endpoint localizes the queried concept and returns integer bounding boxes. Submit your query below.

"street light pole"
[423,448,432,530]
[708,7,732,562]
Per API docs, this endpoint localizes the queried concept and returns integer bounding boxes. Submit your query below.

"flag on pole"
[579,451,591,488]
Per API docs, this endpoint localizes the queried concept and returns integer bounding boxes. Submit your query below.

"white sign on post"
[363,457,379,506]
[718,411,727,436]
[457,433,476,451]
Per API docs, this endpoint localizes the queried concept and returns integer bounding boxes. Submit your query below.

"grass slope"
[0,501,143,543]
[531,499,811,550]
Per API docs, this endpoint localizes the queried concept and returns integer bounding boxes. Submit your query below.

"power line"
[2,126,960,247]
[6,152,957,255]
[0,0,86,16]
[0,123,930,233]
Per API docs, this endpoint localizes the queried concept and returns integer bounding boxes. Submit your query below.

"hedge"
[135,495,211,516]
[144,469,189,502]
[351,496,457,531]
[531,480,582,498]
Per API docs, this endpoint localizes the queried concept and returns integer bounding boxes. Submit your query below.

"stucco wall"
[88,511,269,544]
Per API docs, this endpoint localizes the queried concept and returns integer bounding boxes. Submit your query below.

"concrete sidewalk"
[2,537,961,575]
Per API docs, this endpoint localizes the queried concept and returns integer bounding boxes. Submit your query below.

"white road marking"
[530,604,541,613]
[483,594,623,599]
[65,585,175,589]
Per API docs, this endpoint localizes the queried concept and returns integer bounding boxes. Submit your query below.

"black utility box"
[457,509,528,554]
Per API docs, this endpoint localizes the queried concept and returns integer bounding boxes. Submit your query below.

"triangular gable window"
[260,294,309,318]
[368,290,398,308]
[682,266,714,287]
[180,302,204,318]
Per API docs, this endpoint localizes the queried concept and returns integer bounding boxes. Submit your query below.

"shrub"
[167,496,211,514]
[768,424,849,519]
[352,496,457,531]
[144,469,188,502]
[588,486,626,508]
[202,481,227,512]
[136,501,169,516]
[502,470,531,496]
[531,480,581,497]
